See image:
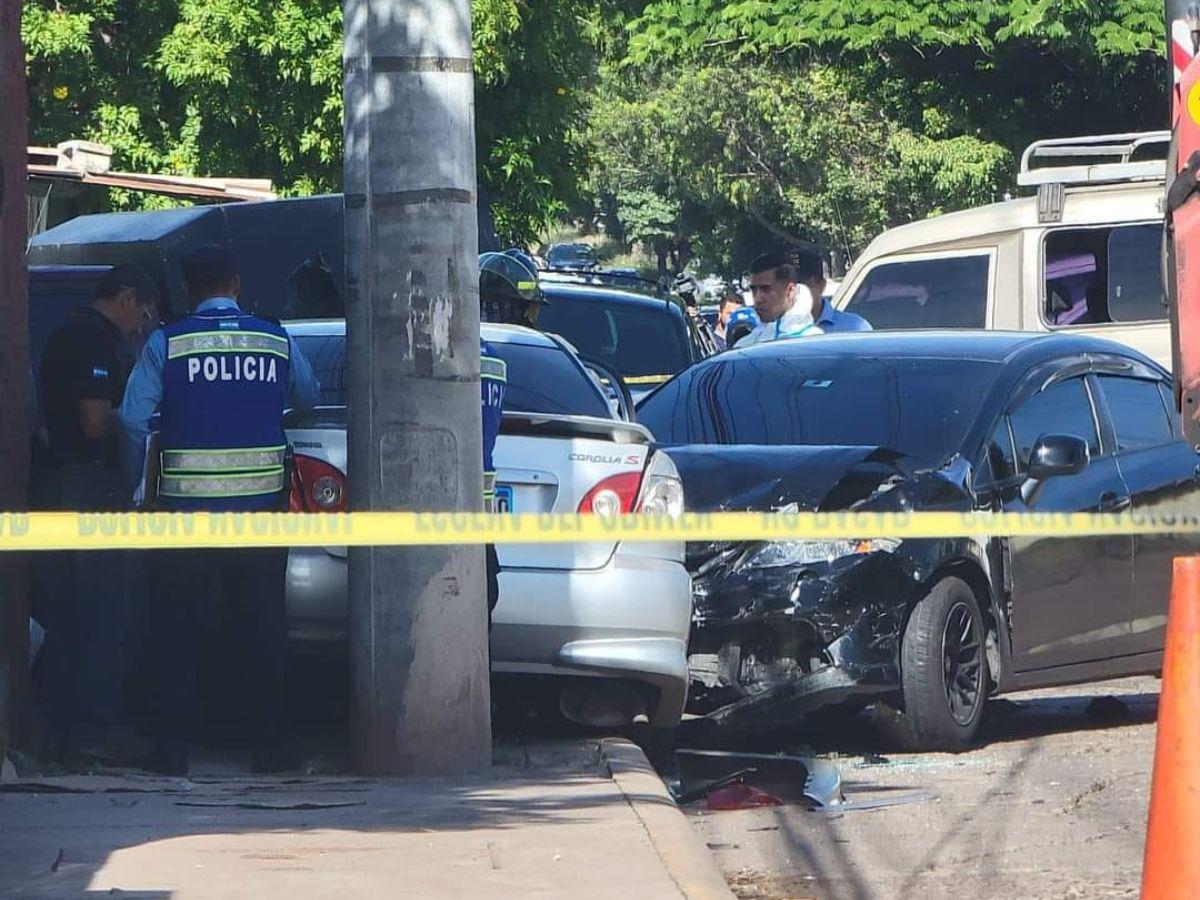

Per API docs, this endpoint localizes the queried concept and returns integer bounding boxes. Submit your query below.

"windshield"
[637,354,1000,465]
[291,332,610,418]
[537,292,691,379]
[548,244,595,264]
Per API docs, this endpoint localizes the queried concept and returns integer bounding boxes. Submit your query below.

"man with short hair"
[791,242,871,333]
[713,294,744,350]
[38,263,160,761]
[738,252,824,347]
[119,244,318,775]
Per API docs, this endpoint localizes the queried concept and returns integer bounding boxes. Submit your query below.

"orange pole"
[1141,556,1200,898]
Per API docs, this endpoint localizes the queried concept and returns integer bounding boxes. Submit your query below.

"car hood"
[662,444,973,514]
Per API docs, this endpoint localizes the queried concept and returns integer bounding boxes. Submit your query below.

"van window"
[1043,223,1165,327]
[842,254,990,329]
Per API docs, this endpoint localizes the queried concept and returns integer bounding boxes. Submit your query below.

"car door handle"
[1098,492,1132,513]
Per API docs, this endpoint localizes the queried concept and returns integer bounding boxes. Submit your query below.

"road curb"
[601,737,734,900]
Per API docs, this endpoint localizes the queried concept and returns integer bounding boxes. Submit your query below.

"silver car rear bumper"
[286,546,692,728]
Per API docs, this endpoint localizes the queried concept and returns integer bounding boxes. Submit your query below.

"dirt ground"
[681,676,1160,900]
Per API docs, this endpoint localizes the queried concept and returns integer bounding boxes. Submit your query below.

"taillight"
[290,454,347,512]
[578,471,643,517]
[635,452,685,518]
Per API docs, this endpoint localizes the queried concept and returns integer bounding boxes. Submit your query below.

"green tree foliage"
[22,0,595,241]
[586,61,1010,272]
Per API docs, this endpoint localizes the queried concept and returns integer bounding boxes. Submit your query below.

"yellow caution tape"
[0,510,1199,551]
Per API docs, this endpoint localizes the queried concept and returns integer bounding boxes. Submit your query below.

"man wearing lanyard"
[738,252,825,347]
[38,264,160,762]
[791,242,872,333]
[119,244,318,775]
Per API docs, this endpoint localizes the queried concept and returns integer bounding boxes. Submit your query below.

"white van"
[831,132,1171,368]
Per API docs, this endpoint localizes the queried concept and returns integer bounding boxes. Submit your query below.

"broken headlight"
[739,538,901,570]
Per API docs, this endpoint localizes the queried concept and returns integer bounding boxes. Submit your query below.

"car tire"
[874,576,988,752]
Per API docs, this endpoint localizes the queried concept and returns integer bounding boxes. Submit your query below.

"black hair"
[788,241,824,282]
[719,293,744,309]
[181,244,237,300]
[748,252,795,283]
[94,263,160,306]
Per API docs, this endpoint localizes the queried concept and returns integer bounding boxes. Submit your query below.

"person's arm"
[117,331,166,487]
[69,340,120,440]
[287,335,320,413]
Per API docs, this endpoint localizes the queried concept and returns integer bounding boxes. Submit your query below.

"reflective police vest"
[481,339,506,513]
[158,307,291,511]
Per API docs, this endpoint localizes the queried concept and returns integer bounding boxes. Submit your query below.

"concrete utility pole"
[343,0,490,773]
[0,0,31,755]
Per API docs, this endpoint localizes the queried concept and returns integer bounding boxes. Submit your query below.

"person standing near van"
[738,252,824,347]
[791,242,871,333]
[38,264,160,762]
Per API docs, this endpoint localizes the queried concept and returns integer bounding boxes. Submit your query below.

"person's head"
[717,293,743,327]
[181,244,239,307]
[92,264,161,337]
[480,251,546,327]
[725,306,760,348]
[790,241,826,309]
[747,252,799,323]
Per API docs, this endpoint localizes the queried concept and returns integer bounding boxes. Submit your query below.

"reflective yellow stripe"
[625,374,671,385]
[168,331,290,359]
[159,468,286,499]
[481,356,507,382]
[161,446,286,473]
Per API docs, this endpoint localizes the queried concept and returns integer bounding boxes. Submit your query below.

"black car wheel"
[874,576,988,752]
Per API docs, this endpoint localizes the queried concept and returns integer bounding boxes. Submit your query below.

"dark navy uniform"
[120,298,317,772]
[481,339,506,623]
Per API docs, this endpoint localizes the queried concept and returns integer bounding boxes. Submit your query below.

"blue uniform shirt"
[815,297,872,333]
[480,339,507,512]
[118,297,319,489]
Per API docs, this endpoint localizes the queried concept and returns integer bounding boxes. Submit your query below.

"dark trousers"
[146,546,289,752]
[38,462,133,746]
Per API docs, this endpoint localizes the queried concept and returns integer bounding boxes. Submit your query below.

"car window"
[984,418,1019,482]
[1096,375,1174,451]
[842,254,990,329]
[537,293,691,378]
[291,333,610,418]
[292,333,345,406]
[1008,377,1100,470]
[1043,223,1166,326]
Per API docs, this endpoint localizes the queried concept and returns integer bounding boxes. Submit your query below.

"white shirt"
[738,291,824,347]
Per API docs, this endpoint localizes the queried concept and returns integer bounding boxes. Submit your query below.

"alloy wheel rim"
[941,601,983,726]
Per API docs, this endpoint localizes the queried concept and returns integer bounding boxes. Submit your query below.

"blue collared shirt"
[815,297,872,333]
[118,297,319,484]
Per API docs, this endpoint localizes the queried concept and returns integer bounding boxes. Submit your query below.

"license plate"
[494,484,514,513]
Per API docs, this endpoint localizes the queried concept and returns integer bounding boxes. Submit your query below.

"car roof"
[282,318,562,349]
[720,330,1158,367]
[541,280,681,314]
[854,180,1163,260]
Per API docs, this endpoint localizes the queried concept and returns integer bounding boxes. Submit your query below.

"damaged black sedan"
[638,332,1200,750]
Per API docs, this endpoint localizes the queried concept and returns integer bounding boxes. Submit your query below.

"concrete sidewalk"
[0,738,731,899]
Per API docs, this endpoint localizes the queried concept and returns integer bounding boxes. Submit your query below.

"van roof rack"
[1017,131,1170,188]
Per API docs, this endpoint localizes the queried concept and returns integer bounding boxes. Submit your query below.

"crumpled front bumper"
[687,549,918,729]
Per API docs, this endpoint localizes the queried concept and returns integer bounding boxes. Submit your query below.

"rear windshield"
[537,292,690,378]
[291,332,610,418]
[638,353,999,466]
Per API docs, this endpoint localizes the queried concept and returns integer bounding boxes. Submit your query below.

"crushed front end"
[686,538,922,729]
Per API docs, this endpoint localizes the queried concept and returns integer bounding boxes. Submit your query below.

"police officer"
[478,251,545,622]
[119,245,318,775]
[38,264,160,761]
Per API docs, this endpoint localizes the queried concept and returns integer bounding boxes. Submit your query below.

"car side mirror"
[1021,433,1090,504]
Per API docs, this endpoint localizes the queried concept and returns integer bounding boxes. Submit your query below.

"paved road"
[680,677,1159,900]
